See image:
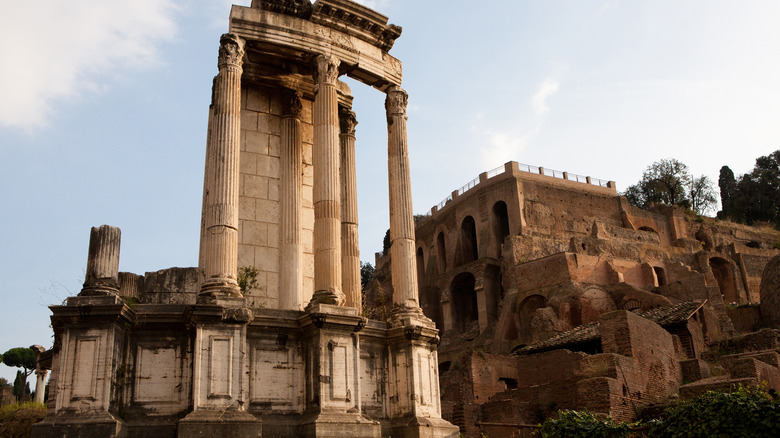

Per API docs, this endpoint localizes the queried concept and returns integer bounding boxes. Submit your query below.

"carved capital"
[282,89,303,117]
[315,54,340,86]
[218,33,245,69]
[385,85,408,117]
[339,108,358,135]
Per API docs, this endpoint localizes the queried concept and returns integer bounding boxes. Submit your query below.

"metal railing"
[486,164,505,179]
[457,176,479,196]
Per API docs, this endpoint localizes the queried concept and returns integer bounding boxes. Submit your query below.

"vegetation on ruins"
[718,150,780,228]
[537,385,780,438]
[624,158,717,215]
[538,409,630,437]
[648,385,780,437]
[237,265,260,295]
[360,262,374,289]
[2,348,36,402]
[0,402,46,438]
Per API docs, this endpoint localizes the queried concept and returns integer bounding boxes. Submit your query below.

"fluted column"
[33,369,47,403]
[386,86,419,308]
[340,108,361,309]
[199,33,245,299]
[310,54,344,307]
[279,90,303,310]
[81,225,121,295]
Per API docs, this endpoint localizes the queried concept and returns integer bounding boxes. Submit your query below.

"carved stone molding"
[385,85,408,117]
[315,54,340,86]
[339,108,357,135]
[282,89,303,117]
[218,33,246,69]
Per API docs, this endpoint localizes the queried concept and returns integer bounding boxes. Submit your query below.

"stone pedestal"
[298,304,379,437]
[179,301,260,438]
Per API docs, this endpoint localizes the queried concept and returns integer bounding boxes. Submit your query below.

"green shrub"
[648,385,780,437]
[538,409,630,438]
[0,402,46,438]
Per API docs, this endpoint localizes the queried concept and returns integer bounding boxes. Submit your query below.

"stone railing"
[423,161,615,218]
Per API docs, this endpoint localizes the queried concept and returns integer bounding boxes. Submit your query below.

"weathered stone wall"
[238,85,315,309]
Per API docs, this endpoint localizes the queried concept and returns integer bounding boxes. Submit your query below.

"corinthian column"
[279,90,303,310]
[81,225,121,295]
[386,86,419,308]
[309,54,344,307]
[340,108,361,309]
[199,33,245,299]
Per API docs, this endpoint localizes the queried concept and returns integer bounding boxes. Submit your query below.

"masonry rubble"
[31,1,458,437]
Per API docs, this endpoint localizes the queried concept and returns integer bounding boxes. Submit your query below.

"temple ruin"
[32,1,458,437]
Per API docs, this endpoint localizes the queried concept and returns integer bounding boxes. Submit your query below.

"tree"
[624,158,693,209]
[727,150,780,227]
[12,370,31,402]
[689,175,717,216]
[2,348,36,379]
[360,262,375,289]
[718,165,737,218]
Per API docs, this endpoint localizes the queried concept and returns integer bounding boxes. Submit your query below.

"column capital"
[218,33,245,69]
[282,89,303,118]
[385,85,408,117]
[315,54,340,86]
[339,108,358,136]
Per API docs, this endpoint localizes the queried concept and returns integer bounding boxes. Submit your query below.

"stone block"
[302,141,313,165]
[300,99,313,124]
[246,87,270,113]
[680,358,710,383]
[267,223,279,247]
[241,110,258,131]
[239,197,256,220]
[240,151,257,175]
[301,123,314,144]
[269,134,280,157]
[245,130,269,154]
[258,113,281,135]
[241,220,268,246]
[257,154,280,178]
[256,246,279,273]
[244,174,269,199]
[268,179,279,201]
[238,242,255,268]
[302,207,314,231]
[256,199,279,223]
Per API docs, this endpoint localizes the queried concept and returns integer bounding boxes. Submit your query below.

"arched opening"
[492,201,510,258]
[622,299,641,311]
[416,247,425,280]
[436,232,447,273]
[653,266,666,286]
[458,216,478,266]
[580,288,616,324]
[709,257,739,304]
[451,272,478,333]
[517,295,547,342]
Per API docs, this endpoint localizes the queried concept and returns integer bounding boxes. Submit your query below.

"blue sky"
[1,0,780,383]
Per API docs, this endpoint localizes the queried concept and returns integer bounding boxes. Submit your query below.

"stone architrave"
[279,89,304,310]
[385,86,419,309]
[339,108,361,309]
[199,33,245,300]
[310,54,344,307]
[81,225,121,295]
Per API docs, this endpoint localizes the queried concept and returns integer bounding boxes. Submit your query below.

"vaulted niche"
[459,216,478,266]
[451,272,478,332]
[492,201,510,258]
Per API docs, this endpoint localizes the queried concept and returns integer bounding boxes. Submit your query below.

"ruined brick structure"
[365,160,780,436]
[32,2,457,437]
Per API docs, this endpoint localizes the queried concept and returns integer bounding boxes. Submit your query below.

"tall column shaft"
[310,54,344,306]
[279,90,303,310]
[81,225,121,295]
[386,86,419,307]
[199,33,245,299]
[340,109,361,309]
[34,369,47,404]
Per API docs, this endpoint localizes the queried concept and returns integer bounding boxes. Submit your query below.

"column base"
[178,409,261,438]
[387,304,435,329]
[31,410,127,438]
[388,415,460,438]
[298,411,380,438]
[306,288,344,309]
[198,280,242,303]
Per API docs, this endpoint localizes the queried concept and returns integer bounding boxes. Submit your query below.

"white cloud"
[0,0,179,130]
[532,78,559,116]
